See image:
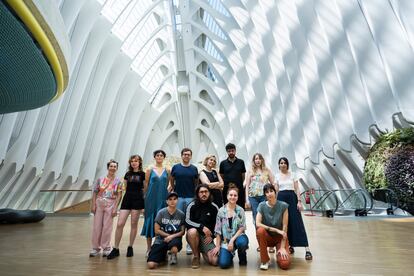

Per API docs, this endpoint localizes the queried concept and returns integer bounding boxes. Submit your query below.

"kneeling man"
[186,184,219,268]
[147,192,185,269]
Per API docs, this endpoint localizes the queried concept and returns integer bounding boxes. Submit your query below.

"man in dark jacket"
[186,183,219,269]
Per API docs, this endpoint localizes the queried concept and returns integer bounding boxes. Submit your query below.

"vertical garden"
[363,127,414,214]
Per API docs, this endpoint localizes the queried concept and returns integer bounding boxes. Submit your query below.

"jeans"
[177,197,193,214]
[249,195,265,226]
[218,234,249,268]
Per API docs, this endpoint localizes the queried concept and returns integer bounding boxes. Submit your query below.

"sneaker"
[102,248,112,257]
[191,256,200,269]
[107,248,120,259]
[126,246,133,257]
[89,249,100,257]
[186,244,192,255]
[169,253,177,265]
[260,262,269,270]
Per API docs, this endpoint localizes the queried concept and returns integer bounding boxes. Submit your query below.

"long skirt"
[277,190,309,247]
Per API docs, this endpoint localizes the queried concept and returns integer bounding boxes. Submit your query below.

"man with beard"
[219,143,247,208]
[170,147,199,254]
[185,184,219,269]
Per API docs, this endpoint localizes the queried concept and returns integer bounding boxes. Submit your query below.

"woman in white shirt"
[275,157,312,260]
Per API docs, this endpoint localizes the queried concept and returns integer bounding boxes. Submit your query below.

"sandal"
[305,251,313,260]
[289,246,295,254]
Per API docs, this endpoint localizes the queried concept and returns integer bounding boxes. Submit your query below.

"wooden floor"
[0,212,413,276]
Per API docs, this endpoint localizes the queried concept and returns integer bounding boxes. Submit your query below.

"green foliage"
[363,127,414,213]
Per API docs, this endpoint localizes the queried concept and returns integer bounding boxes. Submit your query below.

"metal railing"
[300,188,373,215]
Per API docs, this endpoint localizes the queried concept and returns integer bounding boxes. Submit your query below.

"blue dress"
[141,168,168,238]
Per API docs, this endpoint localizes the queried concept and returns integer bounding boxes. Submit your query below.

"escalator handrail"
[300,190,339,212]
[334,188,372,212]
[300,189,331,207]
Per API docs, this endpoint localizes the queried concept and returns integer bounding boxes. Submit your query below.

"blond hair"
[203,154,217,169]
[251,153,269,174]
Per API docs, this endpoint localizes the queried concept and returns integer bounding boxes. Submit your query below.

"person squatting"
[89,144,312,271]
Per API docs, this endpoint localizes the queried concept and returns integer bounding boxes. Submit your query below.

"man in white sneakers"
[147,192,185,269]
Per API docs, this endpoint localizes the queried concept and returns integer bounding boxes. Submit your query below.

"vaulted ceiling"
[0,0,413,209]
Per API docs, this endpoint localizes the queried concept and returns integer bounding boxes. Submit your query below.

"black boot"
[107,248,120,259]
[126,246,133,257]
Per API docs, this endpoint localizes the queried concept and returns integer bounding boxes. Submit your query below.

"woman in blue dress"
[141,149,170,256]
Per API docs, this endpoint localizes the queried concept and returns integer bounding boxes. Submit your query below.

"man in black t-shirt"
[219,143,246,208]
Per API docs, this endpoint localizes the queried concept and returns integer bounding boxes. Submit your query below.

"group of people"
[89,143,312,271]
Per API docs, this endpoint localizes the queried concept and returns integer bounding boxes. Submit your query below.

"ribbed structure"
[0,0,413,209]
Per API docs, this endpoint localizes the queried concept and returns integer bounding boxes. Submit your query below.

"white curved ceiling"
[0,0,413,209]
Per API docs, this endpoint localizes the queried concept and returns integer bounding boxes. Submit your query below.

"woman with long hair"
[276,157,312,260]
[107,155,145,259]
[245,153,275,226]
[90,159,122,257]
[141,150,170,257]
[199,154,224,208]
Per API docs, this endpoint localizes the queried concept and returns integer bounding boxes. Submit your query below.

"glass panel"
[37,190,92,214]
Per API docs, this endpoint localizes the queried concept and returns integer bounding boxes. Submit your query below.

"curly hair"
[128,154,143,172]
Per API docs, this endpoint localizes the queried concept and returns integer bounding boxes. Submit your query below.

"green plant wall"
[363,128,414,214]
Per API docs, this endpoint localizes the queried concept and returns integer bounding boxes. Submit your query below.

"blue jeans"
[177,197,193,214]
[218,234,249,268]
[249,195,265,226]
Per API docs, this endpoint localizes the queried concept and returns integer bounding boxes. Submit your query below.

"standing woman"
[107,155,145,259]
[276,157,312,260]
[199,154,224,208]
[212,185,249,268]
[141,150,170,256]
[245,153,276,226]
[90,159,122,257]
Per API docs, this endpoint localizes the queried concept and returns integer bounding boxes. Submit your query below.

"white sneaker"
[89,249,100,257]
[186,244,192,255]
[102,248,112,257]
[260,262,269,270]
[169,253,177,265]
